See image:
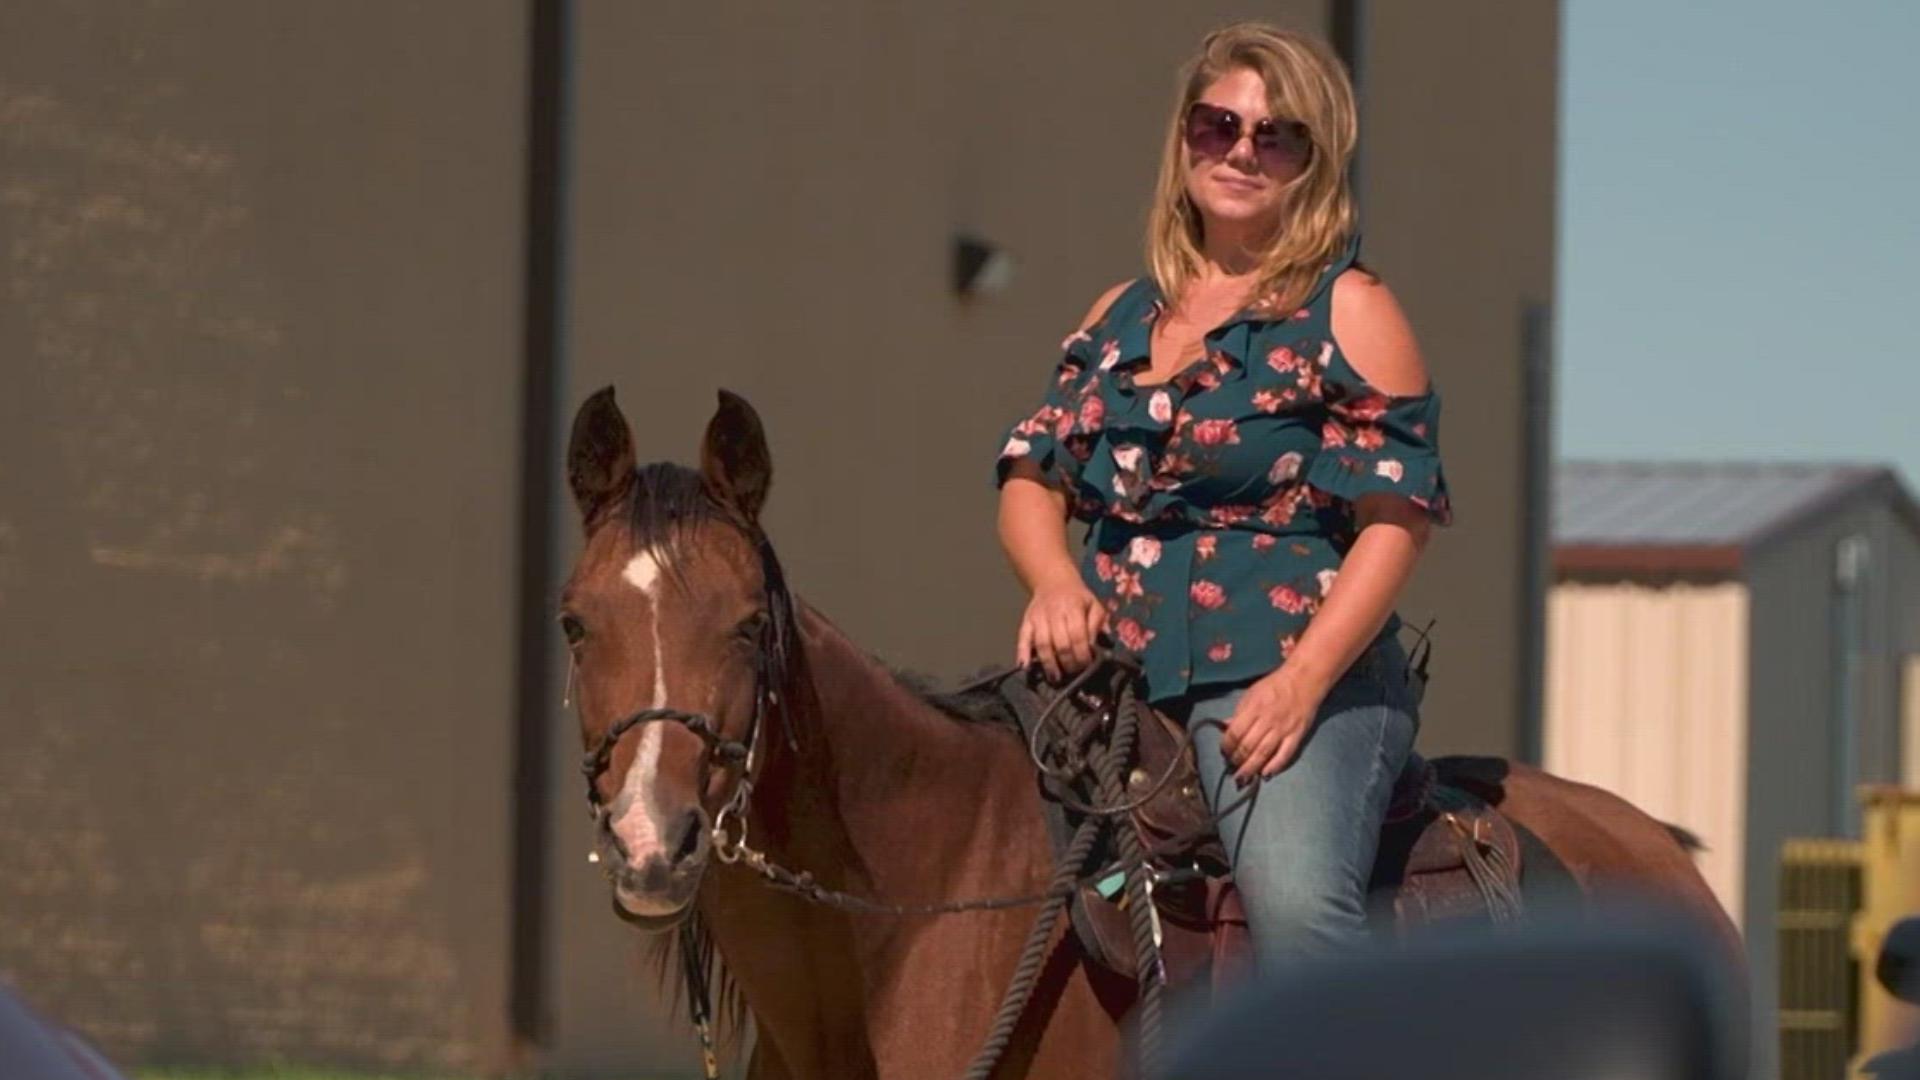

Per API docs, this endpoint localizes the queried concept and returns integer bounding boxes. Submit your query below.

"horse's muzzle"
[595,801,709,929]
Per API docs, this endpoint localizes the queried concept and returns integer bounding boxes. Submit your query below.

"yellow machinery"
[1779,788,1920,1079]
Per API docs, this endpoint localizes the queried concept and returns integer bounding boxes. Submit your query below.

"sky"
[1556,0,1920,490]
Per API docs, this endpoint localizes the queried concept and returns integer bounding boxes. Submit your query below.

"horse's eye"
[559,613,587,646]
[734,612,767,642]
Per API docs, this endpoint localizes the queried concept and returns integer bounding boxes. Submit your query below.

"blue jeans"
[1164,635,1421,968]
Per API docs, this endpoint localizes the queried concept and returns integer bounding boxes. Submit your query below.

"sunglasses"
[1183,101,1313,174]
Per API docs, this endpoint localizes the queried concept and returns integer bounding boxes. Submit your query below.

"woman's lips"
[1213,174,1266,193]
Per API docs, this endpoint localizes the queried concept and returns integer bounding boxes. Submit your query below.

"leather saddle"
[983,658,1525,992]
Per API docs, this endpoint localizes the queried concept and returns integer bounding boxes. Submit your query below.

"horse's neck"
[700,600,1044,1073]
[776,599,1032,878]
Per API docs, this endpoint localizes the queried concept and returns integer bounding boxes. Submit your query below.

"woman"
[992,22,1452,967]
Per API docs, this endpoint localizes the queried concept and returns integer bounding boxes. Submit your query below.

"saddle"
[985,658,1525,992]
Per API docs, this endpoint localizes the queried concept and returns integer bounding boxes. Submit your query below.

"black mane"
[622,462,726,587]
[888,663,1025,732]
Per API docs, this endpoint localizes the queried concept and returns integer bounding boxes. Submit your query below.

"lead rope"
[959,811,1103,1080]
[1098,677,1164,1074]
[960,662,1164,1080]
[680,919,722,1080]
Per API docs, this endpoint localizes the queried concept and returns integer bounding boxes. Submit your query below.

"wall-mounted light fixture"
[954,234,1016,298]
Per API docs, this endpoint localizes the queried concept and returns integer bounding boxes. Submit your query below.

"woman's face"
[1182,67,1306,234]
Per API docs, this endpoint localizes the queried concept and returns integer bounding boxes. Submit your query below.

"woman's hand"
[1015,577,1108,683]
[1218,669,1323,784]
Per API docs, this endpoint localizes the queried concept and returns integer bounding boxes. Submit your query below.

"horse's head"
[561,386,788,928]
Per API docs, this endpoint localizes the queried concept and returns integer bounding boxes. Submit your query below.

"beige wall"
[548,2,1336,1073]
[1543,581,1750,925]
[1360,2,1559,758]
[549,1,1554,1071]
[0,1,1554,1074]
[0,1,525,1072]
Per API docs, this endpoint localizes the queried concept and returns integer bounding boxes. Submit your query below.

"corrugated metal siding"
[1544,581,1749,924]
[1906,658,1920,788]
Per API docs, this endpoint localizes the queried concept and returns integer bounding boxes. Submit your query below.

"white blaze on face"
[611,551,671,866]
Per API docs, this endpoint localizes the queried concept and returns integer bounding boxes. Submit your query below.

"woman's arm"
[1273,493,1431,704]
[1218,271,1436,780]
[998,463,1103,680]
[997,280,1130,679]
[1269,270,1432,699]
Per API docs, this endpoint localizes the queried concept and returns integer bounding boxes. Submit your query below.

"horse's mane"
[621,462,1020,1056]
[622,462,730,592]
[887,662,1025,733]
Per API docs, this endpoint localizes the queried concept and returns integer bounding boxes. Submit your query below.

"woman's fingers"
[1218,709,1249,761]
[1263,731,1305,777]
[1055,607,1091,672]
[1022,591,1111,685]
[1032,618,1062,682]
[1234,728,1284,784]
[1053,612,1079,678]
[1082,599,1105,653]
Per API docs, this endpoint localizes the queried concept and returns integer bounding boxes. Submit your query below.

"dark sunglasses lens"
[1254,121,1311,171]
[1184,104,1240,158]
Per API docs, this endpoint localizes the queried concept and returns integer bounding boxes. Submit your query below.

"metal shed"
[1544,461,1920,1068]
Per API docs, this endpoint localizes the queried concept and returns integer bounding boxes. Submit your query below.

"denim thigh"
[1172,639,1419,967]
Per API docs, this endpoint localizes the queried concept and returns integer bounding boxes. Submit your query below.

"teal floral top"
[992,234,1451,706]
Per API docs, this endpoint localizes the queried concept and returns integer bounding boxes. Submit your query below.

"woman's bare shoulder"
[1076,279,1137,334]
[1330,268,1430,396]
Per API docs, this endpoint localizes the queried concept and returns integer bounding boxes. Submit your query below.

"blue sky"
[1557,1,1920,490]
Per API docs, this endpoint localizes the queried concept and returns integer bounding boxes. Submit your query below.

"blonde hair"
[1146,22,1361,315]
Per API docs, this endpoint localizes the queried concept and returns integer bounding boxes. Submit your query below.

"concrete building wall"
[0,2,1554,1075]
[550,4,1343,1073]
[547,2,1552,1072]
[1543,581,1750,925]
[0,0,526,1073]
[1359,1,1559,758]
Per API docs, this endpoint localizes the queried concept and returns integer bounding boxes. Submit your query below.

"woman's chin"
[1193,192,1282,227]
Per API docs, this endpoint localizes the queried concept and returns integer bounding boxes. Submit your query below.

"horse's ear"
[567,386,635,530]
[699,389,772,525]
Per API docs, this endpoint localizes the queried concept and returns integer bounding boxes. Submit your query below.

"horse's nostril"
[669,808,704,865]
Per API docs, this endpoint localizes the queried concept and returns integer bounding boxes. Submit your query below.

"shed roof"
[1553,461,1920,577]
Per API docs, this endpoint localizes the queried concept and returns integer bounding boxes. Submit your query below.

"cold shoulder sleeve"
[992,328,1101,495]
[1304,357,1454,525]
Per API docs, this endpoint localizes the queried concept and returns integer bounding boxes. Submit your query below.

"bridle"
[571,520,801,1080]
[577,527,797,915]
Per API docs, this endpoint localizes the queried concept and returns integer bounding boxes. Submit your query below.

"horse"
[558,385,1740,1080]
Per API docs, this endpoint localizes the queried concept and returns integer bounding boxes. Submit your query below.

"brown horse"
[559,386,1739,1080]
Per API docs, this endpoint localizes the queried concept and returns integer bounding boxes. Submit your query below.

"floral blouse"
[992,233,1452,707]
